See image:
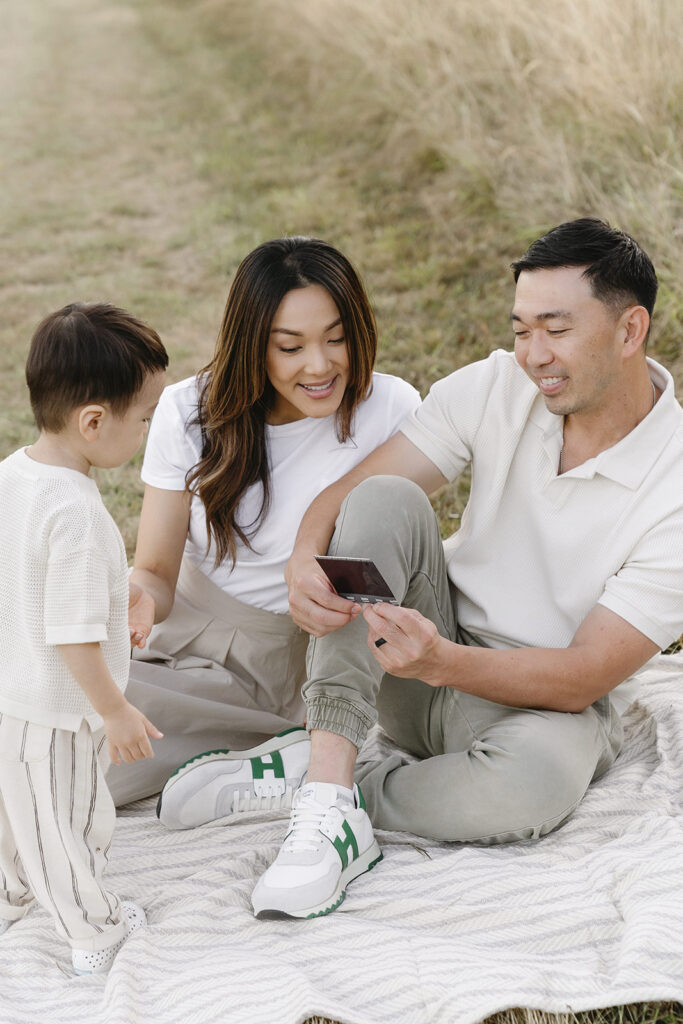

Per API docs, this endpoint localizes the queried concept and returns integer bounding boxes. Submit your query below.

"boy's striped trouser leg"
[0,715,128,951]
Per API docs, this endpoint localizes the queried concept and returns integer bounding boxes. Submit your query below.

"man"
[157,219,683,920]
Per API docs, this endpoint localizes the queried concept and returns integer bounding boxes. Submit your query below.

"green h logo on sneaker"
[250,750,286,781]
[332,820,359,870]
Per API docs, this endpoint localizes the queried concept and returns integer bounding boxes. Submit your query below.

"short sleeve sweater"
[0,449,130,730]
[141,371,422,613]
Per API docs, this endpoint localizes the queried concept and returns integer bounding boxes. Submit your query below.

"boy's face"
[93,370,166,468]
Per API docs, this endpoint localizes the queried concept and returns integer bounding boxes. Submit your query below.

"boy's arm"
[58,642,162,763]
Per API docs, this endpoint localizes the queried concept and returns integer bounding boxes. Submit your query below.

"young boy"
[0,302,168,974]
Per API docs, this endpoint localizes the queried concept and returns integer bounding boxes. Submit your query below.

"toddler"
[0,302,168,973]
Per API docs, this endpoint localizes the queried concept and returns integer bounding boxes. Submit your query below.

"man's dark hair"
[26,302,169,432]
[511,218,658,318]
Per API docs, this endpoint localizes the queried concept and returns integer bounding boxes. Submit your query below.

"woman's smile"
[297,375,340,397]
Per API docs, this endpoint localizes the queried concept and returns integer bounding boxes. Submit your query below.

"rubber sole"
[253,841,383,920]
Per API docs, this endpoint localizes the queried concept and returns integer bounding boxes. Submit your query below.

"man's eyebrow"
[270,317,342,337]
[510,310,575,323]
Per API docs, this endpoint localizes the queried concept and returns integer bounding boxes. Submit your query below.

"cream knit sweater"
[0,448,129,730]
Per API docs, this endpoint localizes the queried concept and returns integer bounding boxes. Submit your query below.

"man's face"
[512,266,626,418]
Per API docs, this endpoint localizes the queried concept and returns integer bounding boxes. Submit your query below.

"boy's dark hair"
[26,302,169,432]
[511,218,658,318]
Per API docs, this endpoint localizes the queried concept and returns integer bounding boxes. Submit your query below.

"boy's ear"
[77,404,106,442]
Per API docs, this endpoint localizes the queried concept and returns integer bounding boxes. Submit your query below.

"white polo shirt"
[400,349,683,711]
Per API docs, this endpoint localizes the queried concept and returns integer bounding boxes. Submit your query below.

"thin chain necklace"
[559,379,657,475]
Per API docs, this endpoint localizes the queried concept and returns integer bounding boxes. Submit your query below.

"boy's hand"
[58,642,163,757]
[103,700,163,765]
[129,581,155,649]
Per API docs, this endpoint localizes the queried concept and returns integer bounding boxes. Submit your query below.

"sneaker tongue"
[298,781,341,807]
[285,781,345,854]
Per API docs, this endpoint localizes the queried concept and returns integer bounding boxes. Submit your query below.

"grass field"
[1,0,681,1019]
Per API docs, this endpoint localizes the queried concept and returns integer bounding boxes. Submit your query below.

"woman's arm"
[129,485,192,643]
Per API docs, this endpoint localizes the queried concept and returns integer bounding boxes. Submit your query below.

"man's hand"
[129,580,155,649]
[363,603,448,685]
[285,550,361,637]
[103,700,163,765]
[364,601,661,712]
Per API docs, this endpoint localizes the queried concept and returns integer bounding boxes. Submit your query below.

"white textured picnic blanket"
[1,654,682,1024]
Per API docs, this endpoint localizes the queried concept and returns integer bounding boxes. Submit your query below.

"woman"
[106,237,420,805]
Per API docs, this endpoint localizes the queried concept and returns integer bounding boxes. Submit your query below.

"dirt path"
[0,0,379,549]
[2,0,234,364]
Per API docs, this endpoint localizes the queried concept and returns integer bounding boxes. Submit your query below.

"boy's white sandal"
[71,901,146,975]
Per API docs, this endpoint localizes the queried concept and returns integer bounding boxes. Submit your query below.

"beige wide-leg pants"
[107,558,308,806]
[0,715,127,951]
[305,476,624,843]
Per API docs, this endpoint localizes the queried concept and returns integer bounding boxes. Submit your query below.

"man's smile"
[537,375,568,394]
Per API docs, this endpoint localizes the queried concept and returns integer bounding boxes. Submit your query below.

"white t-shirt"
[0,449,130,730]
[400,349,683,712]
[142,372,421,613]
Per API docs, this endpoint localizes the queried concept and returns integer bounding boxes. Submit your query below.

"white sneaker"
[251,781,382,919]
[0,919,13,936]
[71,901,146,975]
[157,728,311,829]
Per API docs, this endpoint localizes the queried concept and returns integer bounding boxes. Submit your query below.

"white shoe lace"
[282,800,329,853]
[231,785,294,813]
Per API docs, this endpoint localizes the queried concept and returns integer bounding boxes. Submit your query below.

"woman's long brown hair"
[186,237,377,567]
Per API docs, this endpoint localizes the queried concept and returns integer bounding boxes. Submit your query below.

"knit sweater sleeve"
[43,501,114,645]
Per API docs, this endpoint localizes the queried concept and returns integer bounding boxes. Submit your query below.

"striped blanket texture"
[1,653,682,1024]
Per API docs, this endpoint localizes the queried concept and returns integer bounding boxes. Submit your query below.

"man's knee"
[341,475,431,523]
[414,720,601,844]
[461,726,600,845]
[331,476,437,561]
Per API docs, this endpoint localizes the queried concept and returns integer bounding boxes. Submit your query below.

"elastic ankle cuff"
[305,696,375,750]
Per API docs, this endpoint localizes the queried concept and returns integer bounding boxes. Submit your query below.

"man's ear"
[77,404,106,442]
[619,305,650,359]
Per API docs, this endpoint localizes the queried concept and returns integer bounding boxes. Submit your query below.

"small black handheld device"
[315,555,398,605]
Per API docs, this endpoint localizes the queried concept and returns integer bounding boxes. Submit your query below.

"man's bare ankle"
[307,728,357,789]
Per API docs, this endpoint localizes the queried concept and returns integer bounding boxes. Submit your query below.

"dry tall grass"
[249,0,683,364]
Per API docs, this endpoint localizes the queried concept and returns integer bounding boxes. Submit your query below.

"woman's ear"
[77,404,106,442]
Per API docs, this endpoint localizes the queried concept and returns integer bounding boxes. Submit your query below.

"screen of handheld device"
[315,556,398,604]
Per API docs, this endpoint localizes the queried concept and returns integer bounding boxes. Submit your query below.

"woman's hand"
[285,550,361,637]
[362,603,449,685]
[128,581,155,649]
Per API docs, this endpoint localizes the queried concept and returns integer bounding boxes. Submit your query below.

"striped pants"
[0,714,128,951]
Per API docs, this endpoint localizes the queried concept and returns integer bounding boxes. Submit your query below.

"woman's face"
[265,284,350,425]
